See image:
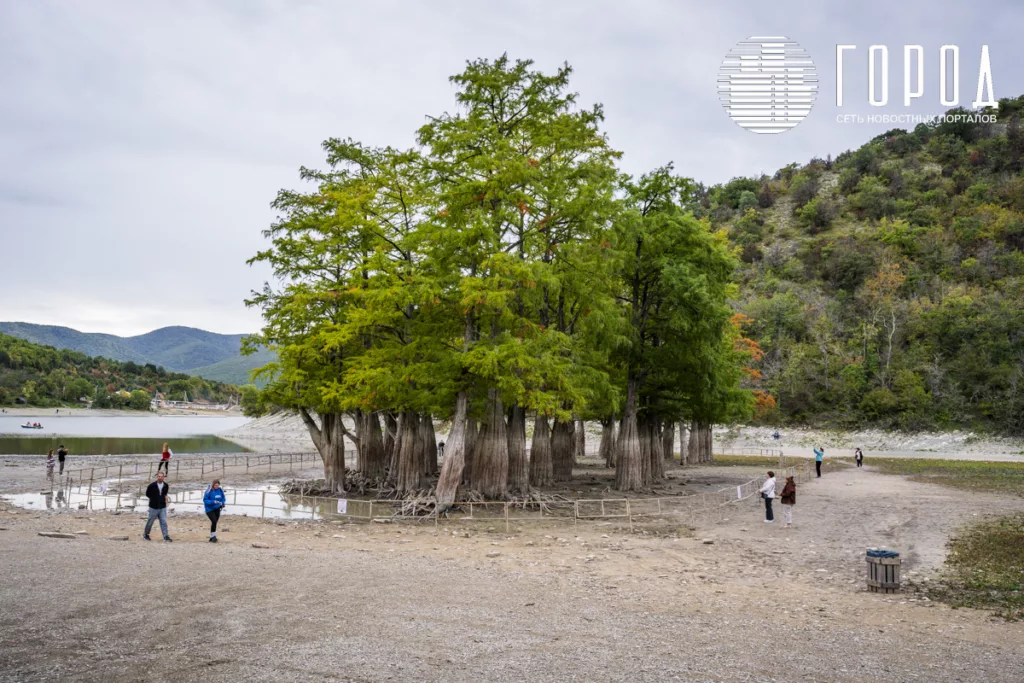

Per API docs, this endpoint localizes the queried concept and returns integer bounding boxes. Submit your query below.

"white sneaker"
[764,520,773,524]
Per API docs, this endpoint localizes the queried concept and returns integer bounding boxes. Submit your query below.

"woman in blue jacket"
[203,479,226,543]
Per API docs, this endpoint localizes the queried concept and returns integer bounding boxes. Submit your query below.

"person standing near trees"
[855,448,864,468]
[157,442,172,474]
[779,475,796,527]
[143,471,172,542]
[813,446,824,477]
[203,479,226,543]
[758,470,776,524]
[56,444,68,475]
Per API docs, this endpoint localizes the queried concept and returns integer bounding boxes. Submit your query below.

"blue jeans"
[144,508,169,539]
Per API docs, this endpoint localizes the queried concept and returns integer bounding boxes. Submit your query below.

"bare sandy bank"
[224,411,1024,462]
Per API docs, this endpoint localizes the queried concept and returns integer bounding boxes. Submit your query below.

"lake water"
[0,415,251,455]
[3,484,333,520]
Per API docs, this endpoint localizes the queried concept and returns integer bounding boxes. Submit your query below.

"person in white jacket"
[759,471,776,523]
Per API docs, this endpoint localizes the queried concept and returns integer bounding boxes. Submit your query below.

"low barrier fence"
[60,451,322,488]
[45,453,834,531]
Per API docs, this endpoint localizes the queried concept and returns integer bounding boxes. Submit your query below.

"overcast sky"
[1,0,1021,336]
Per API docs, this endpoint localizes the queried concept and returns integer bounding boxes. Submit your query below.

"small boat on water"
[21,424,44,430]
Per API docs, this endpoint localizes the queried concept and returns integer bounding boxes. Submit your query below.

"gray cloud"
[1,0,1021,335]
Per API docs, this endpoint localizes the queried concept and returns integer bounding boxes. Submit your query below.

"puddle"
[3,484,342,520]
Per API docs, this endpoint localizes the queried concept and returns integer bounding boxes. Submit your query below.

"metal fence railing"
[35,453,837,531]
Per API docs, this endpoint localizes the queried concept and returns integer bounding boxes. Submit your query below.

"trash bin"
[866,549,901,593]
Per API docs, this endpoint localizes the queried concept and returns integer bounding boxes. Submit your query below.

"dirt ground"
[2,463,1024,682]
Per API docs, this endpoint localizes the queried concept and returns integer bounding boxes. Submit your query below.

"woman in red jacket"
[157,442,172,474]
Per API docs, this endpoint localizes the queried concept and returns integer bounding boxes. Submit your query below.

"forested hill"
[704,97,1024,434]
[0,332,238,409]
[0,323,266,386]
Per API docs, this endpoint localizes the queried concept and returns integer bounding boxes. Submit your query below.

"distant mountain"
[189,347,275,386]
[0,322,272,385]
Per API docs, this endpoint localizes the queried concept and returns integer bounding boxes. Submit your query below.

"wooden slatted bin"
[866,550,901,593]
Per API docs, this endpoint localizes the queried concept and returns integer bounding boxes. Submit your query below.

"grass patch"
[868,458,1024,497]
[915,513,1024,621]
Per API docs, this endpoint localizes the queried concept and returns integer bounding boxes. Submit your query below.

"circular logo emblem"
[718,36,818,134]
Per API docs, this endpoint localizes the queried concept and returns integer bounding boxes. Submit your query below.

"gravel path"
[2,466,1024,682]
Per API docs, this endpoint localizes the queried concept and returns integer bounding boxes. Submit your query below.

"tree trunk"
[383,411,398,476]
[358,412,386,479]
[638,414,651,485]
[703,422,713,463]
[462,418,478,485]
[299,409,347,494]
[551,418,574,482]
[678,421,689,465]
[422,414,438,477]
[414,413,429,478]
[662,422,675,463]
[614,380,643,491]
[507,404,529,494]
[529,413,553,487]
[435,392,468,505]
[573,418,586,463]
[688,420,700,464]
[598,416,616,468]
[648,418,665,483]
[395,410,424,494]
[470,388,509,498]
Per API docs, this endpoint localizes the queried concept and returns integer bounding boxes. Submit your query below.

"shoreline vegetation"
[0,331,239,412]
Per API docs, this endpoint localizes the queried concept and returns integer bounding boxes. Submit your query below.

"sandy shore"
[224,411,1024,461]
[2,461,1023,681]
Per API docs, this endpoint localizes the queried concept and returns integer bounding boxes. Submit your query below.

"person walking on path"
[438,441,445,460]
[813,447,824,477]
[157,443,172,474]
[779,475,796,527]
[203,479,226,543]
[855,448,864,468]
[46,450,56,483]
[758,470,776,523]
[143,472,172,542]
[56,445,68,475]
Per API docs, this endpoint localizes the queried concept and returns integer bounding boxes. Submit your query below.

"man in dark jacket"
[143,472,172,542]
[57,445,68,475]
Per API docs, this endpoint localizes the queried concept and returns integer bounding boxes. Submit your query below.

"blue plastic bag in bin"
[866,549,900,558]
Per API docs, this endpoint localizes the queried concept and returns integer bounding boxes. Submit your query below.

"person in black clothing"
[143,472,172,542]
[57,445,68,475]
[855,447,864,468]
[438,441,445,459]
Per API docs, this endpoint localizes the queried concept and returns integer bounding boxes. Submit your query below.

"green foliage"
[248,55,752,474]
[795,197,836,232]
[717,96,1024,434]
[0,332,236,409]
[239,384,269,417]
